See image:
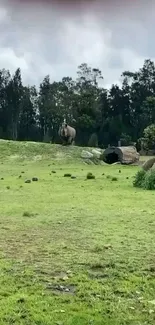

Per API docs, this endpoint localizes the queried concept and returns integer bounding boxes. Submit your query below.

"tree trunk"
[12,120,18,140]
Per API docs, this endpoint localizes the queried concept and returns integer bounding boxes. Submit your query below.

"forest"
[1,59,155,151]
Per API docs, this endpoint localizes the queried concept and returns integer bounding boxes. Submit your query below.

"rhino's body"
[58,122,76,145]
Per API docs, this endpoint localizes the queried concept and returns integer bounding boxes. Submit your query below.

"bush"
[139,124,155,151]
[23,211,32,217]
[86,172,95,179]
[120,133,132,146]
[143,170,155,190]
[133,169,155,190]
[133,170,146,188]
[111,177,118,181]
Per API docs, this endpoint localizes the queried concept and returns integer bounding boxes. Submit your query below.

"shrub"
[86,172,95,179]
[32,177,38,181]
[142,124,155,151]
[133,169,146,188]
[25,179,31,183]
[23,211,32,217]
[111,177,118,181]
[23,211,37,217]
[64,173,72,177]
[143,170,155,190]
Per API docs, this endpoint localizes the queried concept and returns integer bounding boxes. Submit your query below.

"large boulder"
[142,157,155,171]
[92,149,102,159]
[81,150,94,159]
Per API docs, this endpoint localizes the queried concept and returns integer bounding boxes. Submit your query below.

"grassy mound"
[0,139,98,163]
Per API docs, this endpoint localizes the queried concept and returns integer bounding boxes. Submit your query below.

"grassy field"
[0,140,155,324]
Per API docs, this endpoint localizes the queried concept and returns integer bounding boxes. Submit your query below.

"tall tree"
[6,68,23,140]
[0,69,11,138]
[75,63,103,144]
[122,59,155,139]
[18,86,38,141]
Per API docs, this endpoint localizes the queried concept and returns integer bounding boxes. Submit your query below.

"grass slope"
[0,140,155,324]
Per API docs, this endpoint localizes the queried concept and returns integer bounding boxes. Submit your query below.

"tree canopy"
[1,59,155,149]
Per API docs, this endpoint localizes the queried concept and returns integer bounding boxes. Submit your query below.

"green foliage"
[142,124,155,150]
[22,211,32,217]
[143,170,155,190]
[88,133,98,147]
[111,177,118,181]
[86,172,95,179]
[133,168,155,190]
[64,173,72,177]
[120,133,132,146]
[133,169,146,188]
[1,59,155,146]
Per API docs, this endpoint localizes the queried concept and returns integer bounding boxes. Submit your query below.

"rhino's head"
[61,122,68,138]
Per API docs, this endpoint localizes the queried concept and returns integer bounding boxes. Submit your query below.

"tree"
[75,63,103,144]
[140,96,155,129]
[140,124,155,151]
[1,59,155,147]
[122,59,155,139]
[18,86,38,141]
[0,69,11,138]
[6,68,23,140]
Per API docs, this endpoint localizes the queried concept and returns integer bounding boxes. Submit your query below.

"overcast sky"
[0,0,154,88]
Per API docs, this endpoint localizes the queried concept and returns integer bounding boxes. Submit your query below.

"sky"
[0,0,154,88]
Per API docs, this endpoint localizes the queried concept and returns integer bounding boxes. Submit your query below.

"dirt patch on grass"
[47,283,76,295]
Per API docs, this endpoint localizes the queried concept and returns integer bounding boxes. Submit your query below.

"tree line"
[1,59,155,151]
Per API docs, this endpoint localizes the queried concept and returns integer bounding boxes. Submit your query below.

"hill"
[0,139,96,163]
[0,139,150,165]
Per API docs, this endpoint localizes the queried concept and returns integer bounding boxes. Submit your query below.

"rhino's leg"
[71,138,75,145]
[67,136,73,145]
[62,139,66,145]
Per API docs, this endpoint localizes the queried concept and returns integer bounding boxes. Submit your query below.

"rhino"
[58,120,76,145]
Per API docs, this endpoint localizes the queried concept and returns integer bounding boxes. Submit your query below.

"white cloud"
[0,0,154,88]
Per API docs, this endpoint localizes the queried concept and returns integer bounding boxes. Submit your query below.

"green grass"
[0,140,155,324]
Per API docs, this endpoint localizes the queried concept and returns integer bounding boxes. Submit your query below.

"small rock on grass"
[66,270,72,274]
[62,276,69,281]
[104,244,113,249]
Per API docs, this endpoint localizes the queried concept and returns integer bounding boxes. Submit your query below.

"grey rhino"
[58,121,76,145]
